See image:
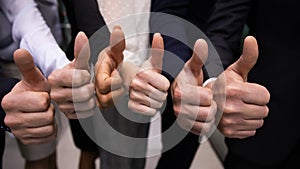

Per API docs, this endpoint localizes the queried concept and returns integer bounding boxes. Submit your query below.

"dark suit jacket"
[206,0,300,166]
[0,77,19,169]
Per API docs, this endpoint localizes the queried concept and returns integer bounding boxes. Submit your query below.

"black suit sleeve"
[205,0,252,68]
[0,77,19,132]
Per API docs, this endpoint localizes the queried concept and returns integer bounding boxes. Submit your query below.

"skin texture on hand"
[95,26,125,109]
[128,33,170,116]
[95,26,170,115]
[48,32,96,119]
[211,36,270,139]
[1,49,56,145]
[171,39,217,136]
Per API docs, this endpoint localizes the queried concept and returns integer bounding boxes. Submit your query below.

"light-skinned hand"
[95,26,125,109]
[171,39,217,136]
[48,32,96,119]
[2,49,56,144]
[210,36,270,139]
[128,33,170,116]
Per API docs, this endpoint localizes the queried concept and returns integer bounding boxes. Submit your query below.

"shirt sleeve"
[0,0,70,77]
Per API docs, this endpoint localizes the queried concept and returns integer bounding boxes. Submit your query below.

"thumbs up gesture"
[128,33,170,116]
[1,49,56,144]
[48,32,96,119]
[171,39,217,135]
[212,36,270,139]
[95,26,125,109]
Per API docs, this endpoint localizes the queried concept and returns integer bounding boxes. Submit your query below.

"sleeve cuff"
[203,77,217,87]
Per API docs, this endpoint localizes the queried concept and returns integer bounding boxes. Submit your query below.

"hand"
[171,39,217,136]
[48,32,96,119]
[213,36,270,139]
[128,33,170,116]
[1,49,56,144]
[95,26,125,109]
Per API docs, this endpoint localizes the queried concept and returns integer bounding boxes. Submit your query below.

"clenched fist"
[2,49,56,144]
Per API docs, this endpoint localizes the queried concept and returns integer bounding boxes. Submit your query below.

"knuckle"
[4,115,17,128]
[198,108,209,121]
[45,125,55,136]
[162,79,170,91]
[223,104,235,114]
[221,117,234,126]
[130,78,141,90]
[157,102,164,108]
[49,131,57,141]
[50,90,60,101]
[45,111,55,124]
[80,86,93,101]
[38,93,50,109]
[207,108,216,121]
[263,106,269,118]
[261,86,271,104]
[128,100,138,112]
[99,95,111,108]
[22,139,31,145]
[97,84,107,93]
[75,70,90,85]
[202,123,212,134]
[59,105,70,113]
[250,130,256,136]
[136,71,146,79]
[163,92,168,100]
[87,84,95,97]
[172,87,182,100]
[223,129,235,137]
[129,90,138,100]
[258,120,264,128]
[145,109,156,116]
[128,100,134,109]
[226,85,242,98]
[87,98,96,110]
[173,105,181,116]
[1,96,10,110]
[202,88,213,104]
[48,70,58,84]
[247,130,256,138]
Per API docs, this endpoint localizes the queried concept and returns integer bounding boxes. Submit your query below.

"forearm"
[1,0,70,77]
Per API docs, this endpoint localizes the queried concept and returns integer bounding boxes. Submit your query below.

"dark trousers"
[224,141,300,169]
[70,94,150,169]
[70,92,200,169]
[156,92,199,169]
[0,77,19,169]
[0,131,4,169]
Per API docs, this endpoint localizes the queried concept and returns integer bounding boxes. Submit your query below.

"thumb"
[186,39,208,76]
[231,36,258,80]
[149,33,164,72]
[74,31,90,70]
[14,49,49,92]
[109,26,125,67]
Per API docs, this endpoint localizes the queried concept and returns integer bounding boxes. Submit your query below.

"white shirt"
[0,0,70,77]
[97,0,151,66]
